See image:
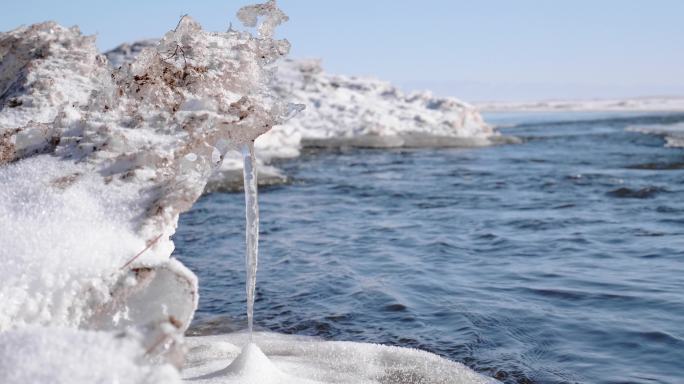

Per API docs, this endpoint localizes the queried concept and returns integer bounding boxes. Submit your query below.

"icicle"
[241,142,259,337]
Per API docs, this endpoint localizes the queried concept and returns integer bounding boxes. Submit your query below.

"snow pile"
[183,332,498,384]
[107,45,504,191]
[627,122,684,148]
[476,97,684,112]
[267,59,500,153]
[0,327,182,384]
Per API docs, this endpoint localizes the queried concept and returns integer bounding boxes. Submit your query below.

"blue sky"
[2,1,683,101]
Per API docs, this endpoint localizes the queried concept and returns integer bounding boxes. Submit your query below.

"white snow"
[0,326,182,384]
[182,332,498,384]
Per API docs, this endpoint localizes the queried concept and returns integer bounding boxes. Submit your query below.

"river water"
[175,112,684,384]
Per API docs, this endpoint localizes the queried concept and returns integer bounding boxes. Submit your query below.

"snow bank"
[183,332,498,384]
[269,59,500,151]
[627,122,684,148]
[107,45,504,191]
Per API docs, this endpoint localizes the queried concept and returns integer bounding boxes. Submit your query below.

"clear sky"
[2,1,683,101]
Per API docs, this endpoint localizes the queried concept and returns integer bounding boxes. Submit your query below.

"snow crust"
[183,332,498,384]
[627,122,684,148]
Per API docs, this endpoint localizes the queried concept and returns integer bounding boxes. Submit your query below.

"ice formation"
[627,122,684,148]
[241,143,260,335]
[106,44,506,191]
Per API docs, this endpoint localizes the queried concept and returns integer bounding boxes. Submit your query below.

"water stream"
[241,142,259,337]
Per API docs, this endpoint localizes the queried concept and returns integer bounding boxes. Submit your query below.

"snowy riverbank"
[0,2,498,383]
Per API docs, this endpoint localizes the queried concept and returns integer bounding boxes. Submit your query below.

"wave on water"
[627,121,684,148]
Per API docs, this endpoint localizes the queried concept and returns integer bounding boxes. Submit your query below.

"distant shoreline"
[474,97,684,112]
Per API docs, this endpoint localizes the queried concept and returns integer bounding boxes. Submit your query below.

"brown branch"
[120,233,163,270]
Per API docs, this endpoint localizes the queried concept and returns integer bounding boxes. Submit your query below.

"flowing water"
[177,112,684,384]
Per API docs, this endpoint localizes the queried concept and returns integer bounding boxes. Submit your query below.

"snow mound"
[270,59,498,153]
[627,122,684,148]
[183,332,498,384]
[0,326,182,384]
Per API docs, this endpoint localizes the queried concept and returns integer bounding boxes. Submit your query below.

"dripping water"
[241,141,259,337]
